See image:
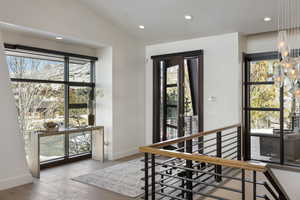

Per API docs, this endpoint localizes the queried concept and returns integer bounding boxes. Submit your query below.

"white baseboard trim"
[0,173,33,191]
[112,146,140,160]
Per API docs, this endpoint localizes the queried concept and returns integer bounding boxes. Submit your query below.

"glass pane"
[166,87,178,105]
[6,54,64,81]
[166,65,178,85]
[40,135,65,162]
[251,135,280,163]
[284,88,300,165]
[184,58,199,135]
[166,106,178,120]
[69,86,90,104]
[69,131,91,155]
[250,111,279,134]
[11,82,64,156]
[184,116,198,135]
[160,61,165,138]
[250,85,279,108]
[250,60,278,82]
[184,61,193,116]
[166,127,177,140]
[284,91,297,130]
[69,58,91,82]
[284,132,300,166]
[69,108,88,127]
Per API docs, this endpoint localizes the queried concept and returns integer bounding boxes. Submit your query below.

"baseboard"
[112,146,140,160]
[0,173,33,191]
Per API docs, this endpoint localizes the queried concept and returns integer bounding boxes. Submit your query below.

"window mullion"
[64,56,70,159]
[280,86,284,165]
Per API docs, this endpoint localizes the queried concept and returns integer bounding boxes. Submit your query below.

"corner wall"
[145,32,242,145]
[0,0,145,189]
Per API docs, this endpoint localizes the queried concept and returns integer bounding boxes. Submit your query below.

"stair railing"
[140,124,290,200]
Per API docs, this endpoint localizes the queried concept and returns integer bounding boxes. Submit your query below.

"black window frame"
[243,51,285,165]
[4,43,98,168]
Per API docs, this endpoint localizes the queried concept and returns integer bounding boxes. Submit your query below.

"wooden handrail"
[139,146,267,172]
[140,123,291,200]
[149,123,241,148]
[140,123,269,172]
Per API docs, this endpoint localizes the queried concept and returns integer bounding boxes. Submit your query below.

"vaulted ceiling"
[79,0,278,44]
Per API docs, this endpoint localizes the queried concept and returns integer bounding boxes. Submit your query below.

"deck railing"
[139,124,290,200]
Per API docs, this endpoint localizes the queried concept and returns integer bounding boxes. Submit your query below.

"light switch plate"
[208,96,217,102]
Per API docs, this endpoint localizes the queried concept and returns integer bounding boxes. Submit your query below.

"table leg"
[92,128,104,162]
[30,133,40,178]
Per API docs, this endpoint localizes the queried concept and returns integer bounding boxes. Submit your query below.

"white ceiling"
[79,0,278,44]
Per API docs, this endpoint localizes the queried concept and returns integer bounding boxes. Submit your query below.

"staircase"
[139,124,290,200]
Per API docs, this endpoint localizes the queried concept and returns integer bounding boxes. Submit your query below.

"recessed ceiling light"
[139,25,145,29]
[184,15,193,20]
[56,36,63,40]
[264,17,272,22]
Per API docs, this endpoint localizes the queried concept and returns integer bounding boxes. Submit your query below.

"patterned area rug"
[72,159,144,198]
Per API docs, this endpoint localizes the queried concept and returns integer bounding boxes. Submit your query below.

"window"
[244,52,300,167]
[5,45,97,166]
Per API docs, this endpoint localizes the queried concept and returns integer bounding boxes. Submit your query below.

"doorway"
[152,50,203,144]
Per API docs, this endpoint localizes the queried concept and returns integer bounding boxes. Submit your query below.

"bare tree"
[7,56,64,154]
[7,55,92,157]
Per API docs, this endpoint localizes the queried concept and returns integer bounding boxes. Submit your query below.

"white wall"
[145,32,242,145]
[272,168,300,200]
[1,30,97,57]
[0,0,145,189]
[0,32,32,190]
[246,31,300,53]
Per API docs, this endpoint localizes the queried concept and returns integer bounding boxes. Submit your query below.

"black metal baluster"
[237,126,242,160]
[242,169,245,200]
[145,153,149,200]
[215,131,222,182]
[189,116,193,135]
[160,174,164,193]
[253,171,257,200]
[151,154,155,200]
[186,138,193,200]
[264,195,271,200]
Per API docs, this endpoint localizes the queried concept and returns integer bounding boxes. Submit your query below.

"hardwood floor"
[0,154,142,200]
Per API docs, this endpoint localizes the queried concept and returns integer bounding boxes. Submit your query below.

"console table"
[29,126,104,178]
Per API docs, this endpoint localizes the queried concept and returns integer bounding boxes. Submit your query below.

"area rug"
[72,159,145,198]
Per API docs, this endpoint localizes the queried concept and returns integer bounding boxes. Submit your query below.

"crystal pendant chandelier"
[275,0,300,96]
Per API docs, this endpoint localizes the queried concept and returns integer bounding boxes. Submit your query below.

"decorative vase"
[43,121,59,131]
[88,113,95,126]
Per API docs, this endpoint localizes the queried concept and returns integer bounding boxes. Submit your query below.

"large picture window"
[244,52,300,167]
[5,44,97,166]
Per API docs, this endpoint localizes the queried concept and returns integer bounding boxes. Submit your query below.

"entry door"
[152,51,203,144]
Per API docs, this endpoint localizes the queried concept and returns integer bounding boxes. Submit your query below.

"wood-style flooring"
[0,154,141,200]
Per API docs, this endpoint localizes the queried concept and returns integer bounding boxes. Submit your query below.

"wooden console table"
[29,126,104,178]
